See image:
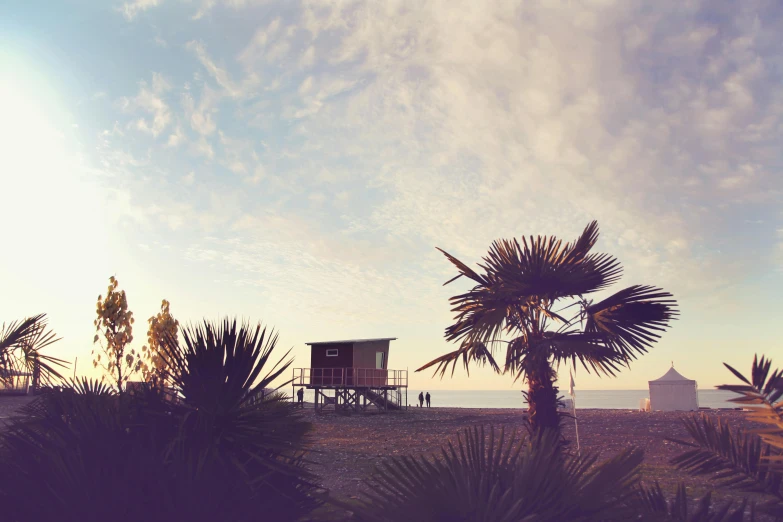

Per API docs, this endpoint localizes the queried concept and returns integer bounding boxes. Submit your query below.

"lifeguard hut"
[292,337,408,413]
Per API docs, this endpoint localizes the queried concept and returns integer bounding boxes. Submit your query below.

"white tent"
[648,366,698,411]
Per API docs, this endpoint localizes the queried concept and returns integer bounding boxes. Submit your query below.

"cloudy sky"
[2,0,782,392]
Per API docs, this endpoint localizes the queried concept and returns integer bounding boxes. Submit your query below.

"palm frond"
[633,482,751,522]
[0,316,42,352]
[496,331,626,382]
[435,222,623,348]
[545,331,627,376]
[341,425,643,522]
[162,318,317,497]
[718,355,783,456]
[415,341,501,378]
[670,414,783,499]
[480,221,623,298]
[584,285,679,363]
[0,314,67,385]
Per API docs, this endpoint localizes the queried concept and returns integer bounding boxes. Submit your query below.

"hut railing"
[293,368,345,387]
[292,368,408,388]
[0,374,31,395]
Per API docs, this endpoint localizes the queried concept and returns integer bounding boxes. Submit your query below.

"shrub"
[344,426,643,522]
[0,318,320,522]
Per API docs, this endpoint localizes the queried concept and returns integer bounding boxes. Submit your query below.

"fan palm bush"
[160,319,319,521]
[669,355,783,520]
[0,314,66,388]
[344,425,642,522]
[344,426,755,522]
[633,482,752,522]
[418,221,679,436]
[0,318,320,522]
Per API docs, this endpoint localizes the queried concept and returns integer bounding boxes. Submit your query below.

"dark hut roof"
[306,337,397,346]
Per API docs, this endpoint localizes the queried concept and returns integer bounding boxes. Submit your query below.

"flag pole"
[570,368,581,457]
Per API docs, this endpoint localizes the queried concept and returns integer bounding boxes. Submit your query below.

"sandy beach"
[300,405,759,511]
[1,397,760,517]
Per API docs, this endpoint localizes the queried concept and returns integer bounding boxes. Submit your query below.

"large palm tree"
[417,221,679,436]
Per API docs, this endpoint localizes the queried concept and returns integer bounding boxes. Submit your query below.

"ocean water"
[290,388,739,410]
[405,389,738,409]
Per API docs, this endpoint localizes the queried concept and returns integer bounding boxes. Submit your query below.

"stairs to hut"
[362,388,401,410]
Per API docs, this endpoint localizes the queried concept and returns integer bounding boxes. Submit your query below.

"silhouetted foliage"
[92,276,142,392]
[140,299,179,389]
[339,423,760,522]
[634,482,752,522]
[344,426,644,522]
[670,355,783,520]
[418,221,678,436]
[0,318,320,522]
[0,314,66,387]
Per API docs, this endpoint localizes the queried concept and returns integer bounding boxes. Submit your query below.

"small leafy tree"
[140,299,179,391]
[92,276,141,393]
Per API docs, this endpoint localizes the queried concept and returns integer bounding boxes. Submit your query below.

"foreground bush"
[344,355,783,522]
[343,426,643,522]
[0,319,320,522]
[668,355,783,520]
[0,313,66,388]
[341,423,759,522]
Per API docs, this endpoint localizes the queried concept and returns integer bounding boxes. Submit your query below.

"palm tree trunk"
[526,359,559,437]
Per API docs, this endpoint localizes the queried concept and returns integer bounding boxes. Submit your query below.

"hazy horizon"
[2,0,782,392]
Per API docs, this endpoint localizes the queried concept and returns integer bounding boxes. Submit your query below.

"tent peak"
[649,366,694,383]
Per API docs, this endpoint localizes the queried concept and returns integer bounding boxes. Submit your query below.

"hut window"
[326,349,339,357]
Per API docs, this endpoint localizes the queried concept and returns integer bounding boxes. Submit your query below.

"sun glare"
[0,53,109,334]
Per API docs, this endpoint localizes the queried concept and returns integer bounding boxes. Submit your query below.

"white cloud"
[238,18,281,65]
[186,40,259,99]
[228,160,246,173]
[298,76,313,95]
[166,125,185,147]
[191,0,268,20]
[182,85,218,135]
[101,0,783,389]
[298,45,315,68]
[247,165,265,184]
[192,0,216,20]
[308,192,325,206]
[192,136,214,159]
[121,72,172,137]
[120,0,160,21]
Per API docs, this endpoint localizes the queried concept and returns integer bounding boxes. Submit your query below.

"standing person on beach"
[297,387,304,408]
[418,391,424,407]
[425,392,431,407]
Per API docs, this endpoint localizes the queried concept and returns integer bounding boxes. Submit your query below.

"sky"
[1,0,782,393]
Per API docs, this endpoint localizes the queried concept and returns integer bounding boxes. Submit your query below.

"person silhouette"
[425,392,431,408]
[418,391,424,407]
[297,387,304,408]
